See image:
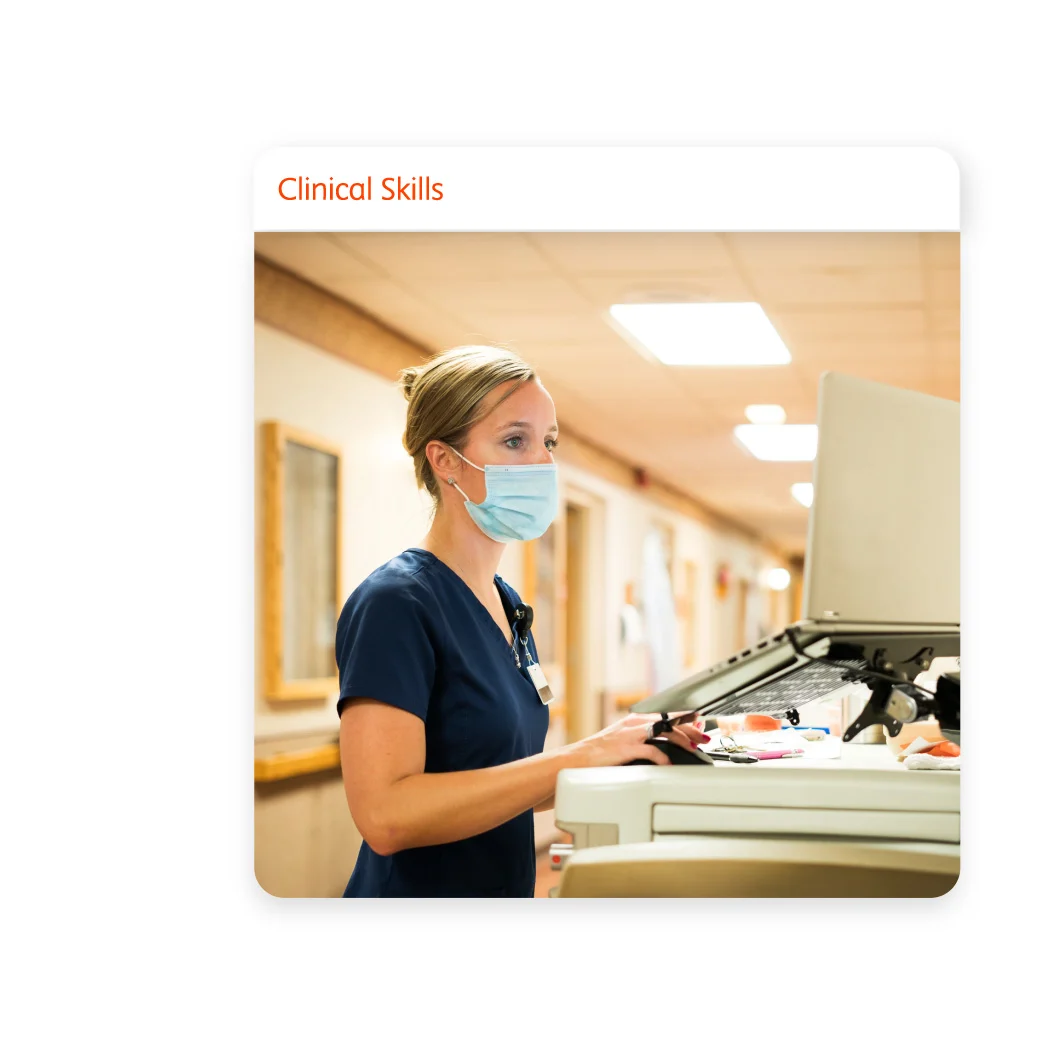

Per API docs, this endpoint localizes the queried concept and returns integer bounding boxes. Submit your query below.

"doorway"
[564,502,587,744]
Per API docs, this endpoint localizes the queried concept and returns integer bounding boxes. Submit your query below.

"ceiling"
[254,231,959,557]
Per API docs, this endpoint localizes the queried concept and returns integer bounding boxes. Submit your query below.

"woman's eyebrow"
[495,421,560,434]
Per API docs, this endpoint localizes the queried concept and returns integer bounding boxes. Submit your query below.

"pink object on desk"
[749,749,801,760]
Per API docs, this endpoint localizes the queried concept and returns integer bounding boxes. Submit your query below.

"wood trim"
[280,423,344,460]
[261,420,343,702]
[791,557,806,622]
[254,743,340,782]
[613,689,653,711]
[254,255,428,377]
[564,502,584,744]
[262,422,283,699]
[254,254,786,558]
[271,678,339,700]
[522,539,537,606]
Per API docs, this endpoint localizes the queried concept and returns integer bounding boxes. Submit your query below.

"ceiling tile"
[342,281,487,351]
[926,267,960,306]
[332,232,553,278]
[749,266,925,307]
[927,308,960,336]
[768,307,928,344]
[921,232,960,269]
[728,232,923,269]
[529,232,734,272]
[254,232,383,287]
[456,312,618,344]
[414,275,591,315]
[570,270,754,308]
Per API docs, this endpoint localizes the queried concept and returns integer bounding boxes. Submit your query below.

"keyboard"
[707,657,867,716]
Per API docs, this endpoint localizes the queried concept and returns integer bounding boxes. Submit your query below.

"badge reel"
[514,603,555,705]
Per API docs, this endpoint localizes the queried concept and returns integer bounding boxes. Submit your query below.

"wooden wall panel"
[254,770,363,898]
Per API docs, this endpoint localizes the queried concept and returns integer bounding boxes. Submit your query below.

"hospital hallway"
[251,231,959,898]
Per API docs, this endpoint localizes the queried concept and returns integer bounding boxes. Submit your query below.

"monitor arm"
[775,628,960,745]
[841,669,960,745]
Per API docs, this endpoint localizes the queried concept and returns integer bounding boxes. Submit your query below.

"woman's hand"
[574,713,711,768]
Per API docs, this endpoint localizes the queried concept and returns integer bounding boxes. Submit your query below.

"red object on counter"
[743,714,783,731]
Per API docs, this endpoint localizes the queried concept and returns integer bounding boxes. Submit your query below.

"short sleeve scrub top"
[335,548,550,897]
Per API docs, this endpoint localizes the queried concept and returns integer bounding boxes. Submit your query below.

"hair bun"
[399,367,419,402]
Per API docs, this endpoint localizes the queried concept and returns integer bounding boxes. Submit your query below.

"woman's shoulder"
[344,550,438,612]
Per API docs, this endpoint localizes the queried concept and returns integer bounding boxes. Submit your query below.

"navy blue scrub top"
[335,548,550,898]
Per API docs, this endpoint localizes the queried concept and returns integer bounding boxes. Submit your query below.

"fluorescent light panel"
[791,482,814,507]
[733,424,818,461]
[609,302,792,366]
[744,404,787,424]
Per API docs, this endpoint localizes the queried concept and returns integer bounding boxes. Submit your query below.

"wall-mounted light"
[764,567,791,591]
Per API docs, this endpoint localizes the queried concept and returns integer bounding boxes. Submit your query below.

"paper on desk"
[702,729,842,760]
[905,752,961,771]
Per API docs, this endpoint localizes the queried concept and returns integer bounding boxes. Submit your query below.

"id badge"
[527,662,555,705]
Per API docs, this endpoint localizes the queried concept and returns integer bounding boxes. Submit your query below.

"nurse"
[337,345,708,897]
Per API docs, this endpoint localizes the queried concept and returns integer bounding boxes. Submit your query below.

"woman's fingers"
[664,729,700,752]
[636,740,671,765]
[672,723,711,747]
[623,725,671,764]
[623,713,664,727]
[659,721,708,747]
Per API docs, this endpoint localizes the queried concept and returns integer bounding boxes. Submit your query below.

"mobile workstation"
[552,373,961,898]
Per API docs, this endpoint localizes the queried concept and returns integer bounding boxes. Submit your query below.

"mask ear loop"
[446,475,471,503]
[447,446,484,503]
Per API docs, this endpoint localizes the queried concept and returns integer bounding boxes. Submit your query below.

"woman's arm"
[340,698,591,855]
[339,701,704,856]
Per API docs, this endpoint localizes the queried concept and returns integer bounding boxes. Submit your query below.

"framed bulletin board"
[261,422,342,701]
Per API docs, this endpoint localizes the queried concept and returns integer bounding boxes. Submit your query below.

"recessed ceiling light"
[744,404,787,425]
[608,302,792,366]
[733,424,818,461]
[791,482,814,507]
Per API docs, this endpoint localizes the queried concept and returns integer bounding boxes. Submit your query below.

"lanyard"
[512,601,554,705]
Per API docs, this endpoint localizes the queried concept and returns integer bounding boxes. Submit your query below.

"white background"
[256,146,959,229]
[3,2,1040,1041]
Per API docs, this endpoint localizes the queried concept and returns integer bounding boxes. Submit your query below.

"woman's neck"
[422,506,505,598]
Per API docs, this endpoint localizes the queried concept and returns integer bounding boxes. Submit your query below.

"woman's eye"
[505,436,523,449]
[545,438,559,451]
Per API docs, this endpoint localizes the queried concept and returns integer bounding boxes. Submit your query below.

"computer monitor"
[632,371,960,718]
[803,372,959,627]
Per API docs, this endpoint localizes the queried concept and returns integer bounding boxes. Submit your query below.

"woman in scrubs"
[337,345,708,897]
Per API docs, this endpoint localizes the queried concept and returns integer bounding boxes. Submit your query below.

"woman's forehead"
[479,379,557,428]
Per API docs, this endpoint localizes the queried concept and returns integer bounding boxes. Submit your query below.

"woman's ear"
[426,440,462,487]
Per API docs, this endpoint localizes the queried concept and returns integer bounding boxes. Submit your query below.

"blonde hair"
[400,346,536,501]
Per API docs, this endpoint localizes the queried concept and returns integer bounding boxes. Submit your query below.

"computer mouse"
[626,737,715,767]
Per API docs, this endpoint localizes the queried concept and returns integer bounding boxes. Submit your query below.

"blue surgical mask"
[448,449,558,543]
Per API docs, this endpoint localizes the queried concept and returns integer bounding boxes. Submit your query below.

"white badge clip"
[527,662,555,705]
